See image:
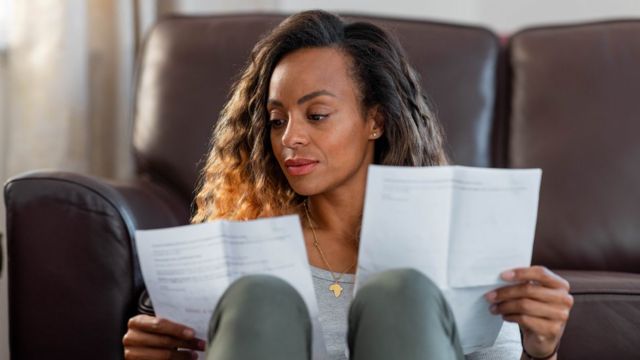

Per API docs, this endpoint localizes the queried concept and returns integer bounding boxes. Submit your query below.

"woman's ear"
[367,105,384,139]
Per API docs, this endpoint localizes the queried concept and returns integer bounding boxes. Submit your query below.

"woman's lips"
[284,158,319,176]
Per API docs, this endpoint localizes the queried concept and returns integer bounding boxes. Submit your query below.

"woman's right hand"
[123,314,206,359]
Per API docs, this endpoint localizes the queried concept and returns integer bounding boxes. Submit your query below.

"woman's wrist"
[519,328,560,360]
[522,343,558,360]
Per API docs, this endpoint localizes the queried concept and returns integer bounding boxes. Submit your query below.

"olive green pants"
[206,268,464,360]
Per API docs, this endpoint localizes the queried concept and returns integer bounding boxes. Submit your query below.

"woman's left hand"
[485,266,574,359]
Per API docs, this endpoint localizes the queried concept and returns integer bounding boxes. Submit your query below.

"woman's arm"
[485,266,573,359]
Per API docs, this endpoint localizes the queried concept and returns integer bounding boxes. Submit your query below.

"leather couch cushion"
[508,21,640,272]
[557,270,640,359]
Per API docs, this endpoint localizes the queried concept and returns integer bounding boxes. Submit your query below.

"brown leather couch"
[4,14,640,360]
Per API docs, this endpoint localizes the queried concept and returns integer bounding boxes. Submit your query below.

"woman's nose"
[281,116,308,149]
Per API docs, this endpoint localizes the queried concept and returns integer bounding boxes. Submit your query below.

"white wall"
[278,0,480,25]
[475,0,640,33]
[275,0,640,33]
[178,0,640,33]
[168,0,278,13]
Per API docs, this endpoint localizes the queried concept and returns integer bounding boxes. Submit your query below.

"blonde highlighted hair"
[192,10,448,223]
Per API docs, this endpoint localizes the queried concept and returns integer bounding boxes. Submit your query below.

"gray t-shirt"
[311,266,522,360]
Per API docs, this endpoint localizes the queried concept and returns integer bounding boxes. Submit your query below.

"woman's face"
[268,47,381,196]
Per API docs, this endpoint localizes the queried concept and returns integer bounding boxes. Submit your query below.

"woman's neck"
[306,186,365,248]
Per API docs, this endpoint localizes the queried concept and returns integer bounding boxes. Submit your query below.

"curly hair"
[191,10,449,223]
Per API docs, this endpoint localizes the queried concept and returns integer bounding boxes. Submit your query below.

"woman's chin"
[288,181,324,197]
[291,187,318,197]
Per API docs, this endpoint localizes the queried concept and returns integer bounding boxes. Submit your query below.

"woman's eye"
[308,114,328,121]
[269,119,286,128]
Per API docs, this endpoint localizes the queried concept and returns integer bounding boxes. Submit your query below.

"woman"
[123,10,573,360]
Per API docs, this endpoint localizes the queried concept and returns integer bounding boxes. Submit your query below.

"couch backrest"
[132,14,501,202]
[508,20,640,272]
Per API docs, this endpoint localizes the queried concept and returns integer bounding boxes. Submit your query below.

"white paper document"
[135,215,328,359]
[357,165,542,354]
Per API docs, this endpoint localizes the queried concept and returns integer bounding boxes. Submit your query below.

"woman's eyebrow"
[267,90,336,108]
[267,99,284,108]
[297,90,336,104]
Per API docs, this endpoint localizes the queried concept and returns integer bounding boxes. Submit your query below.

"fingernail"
[484,291,496,302]
[500,270,515,280]
[183,328,195,338]
[489,304,498,314]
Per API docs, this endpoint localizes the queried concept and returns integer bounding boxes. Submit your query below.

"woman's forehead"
[268,47,358,103]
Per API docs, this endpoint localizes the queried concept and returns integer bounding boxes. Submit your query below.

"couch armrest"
[3,171,190,360]
[555,270,640,360]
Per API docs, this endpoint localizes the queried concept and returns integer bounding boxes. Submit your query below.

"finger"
[128,315,197,340]
[500,266,570,290]
[123,329,206,351]
[487,282,574,307]
[491,298,570,322]
[124,346,196,360]
[502,314,564,340]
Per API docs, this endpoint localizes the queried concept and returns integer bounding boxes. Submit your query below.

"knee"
[226,274,296,298]
[209,275,310,341]
[356,268,444,308]
[221,274,307,314]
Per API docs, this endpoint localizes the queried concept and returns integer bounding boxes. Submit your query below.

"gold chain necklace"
[303,201,356,298]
